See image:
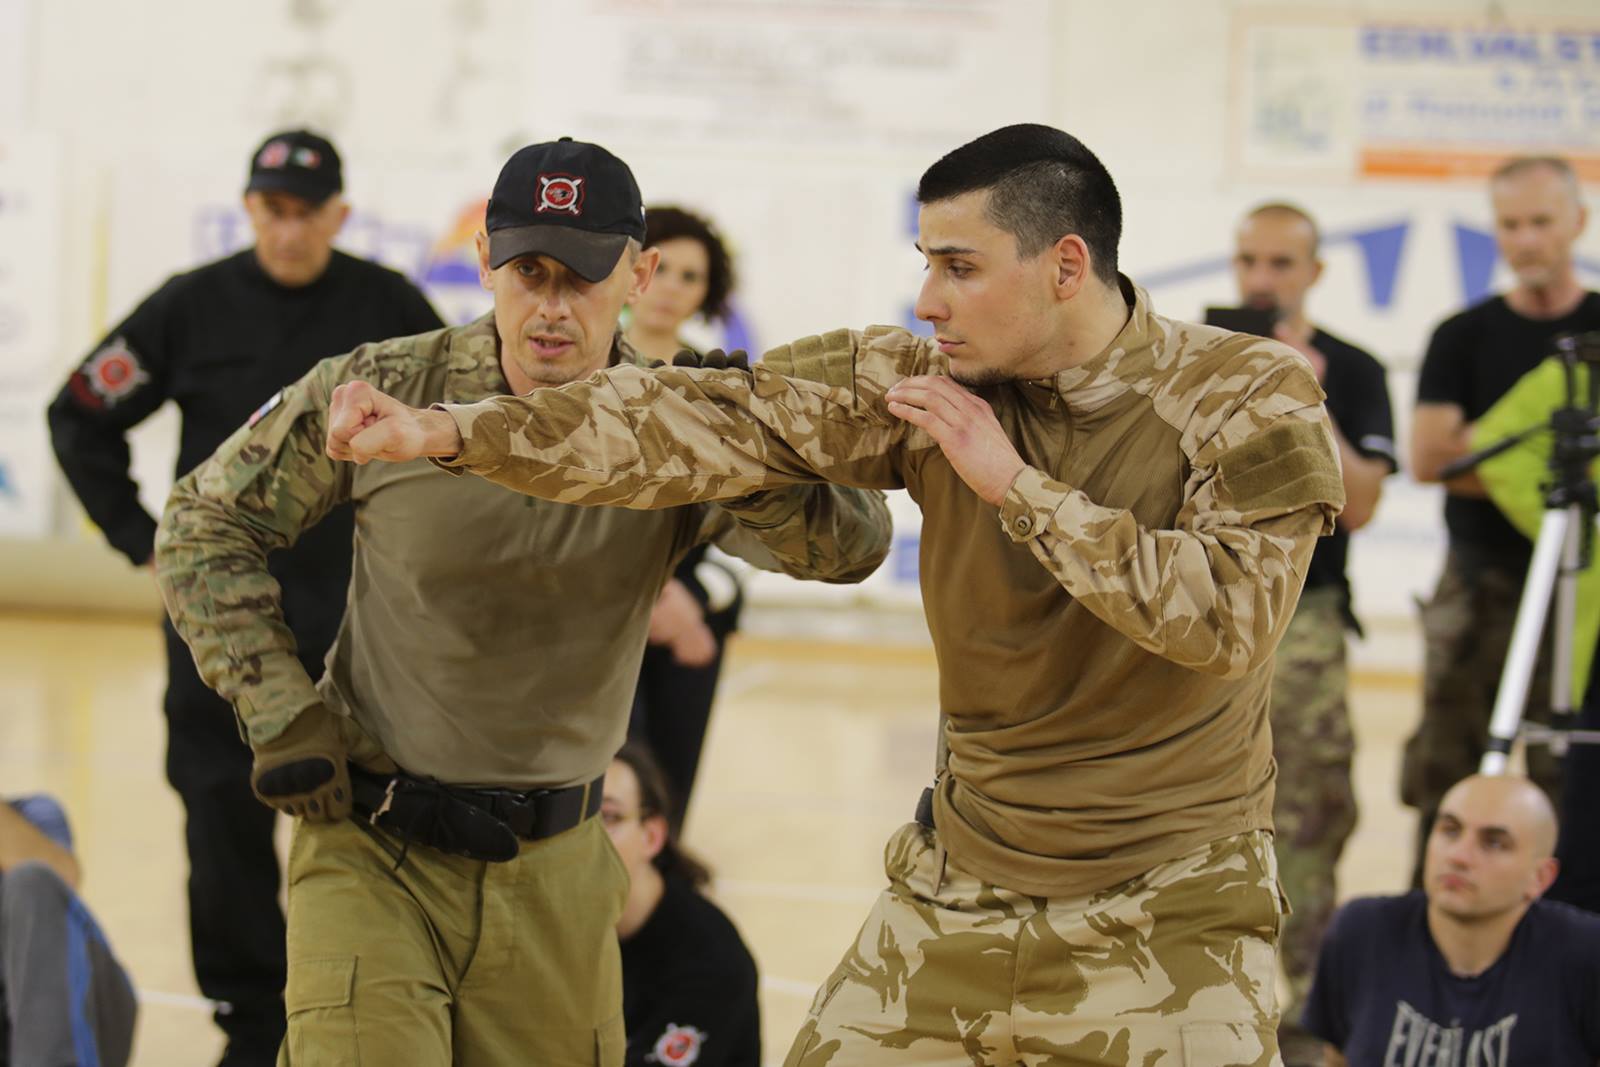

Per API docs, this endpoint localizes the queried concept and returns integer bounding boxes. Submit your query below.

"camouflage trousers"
[784,823,1286,1067]
[1401,549,1563,882]
[1267,587,1357,1063]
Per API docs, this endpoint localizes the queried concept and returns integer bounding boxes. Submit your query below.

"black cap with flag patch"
[486,138,647,282]
[245,129,343,204]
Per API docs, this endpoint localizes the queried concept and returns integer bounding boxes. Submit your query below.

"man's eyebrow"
[916,242,981,257]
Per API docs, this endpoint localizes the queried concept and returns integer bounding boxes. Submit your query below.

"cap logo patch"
[536,173,584,216]
[258,141,290,169]
[647,1023,705,1066]
[291,147,321,169]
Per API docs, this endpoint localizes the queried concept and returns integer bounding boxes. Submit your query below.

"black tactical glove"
[647,347,751,372]
[250,702,351,822]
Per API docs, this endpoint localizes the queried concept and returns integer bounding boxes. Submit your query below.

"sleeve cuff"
[997,465,1065,543]
[426,402,503,476]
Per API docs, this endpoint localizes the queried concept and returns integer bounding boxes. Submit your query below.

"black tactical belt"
[349,765,603,863]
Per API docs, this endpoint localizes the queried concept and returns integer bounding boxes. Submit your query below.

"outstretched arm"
[327,326,924,502]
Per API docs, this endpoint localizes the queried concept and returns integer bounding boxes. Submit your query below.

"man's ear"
[629,246,661,304]
[330,198,352,235]
[475,232,494,291]
[1051,233,1092,301]
[1529,855,1560,901]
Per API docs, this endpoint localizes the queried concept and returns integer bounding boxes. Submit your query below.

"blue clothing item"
[1304,891,1600,1066]
[8,796,73,852]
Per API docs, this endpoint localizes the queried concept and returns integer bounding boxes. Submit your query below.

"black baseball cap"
[486,138,647,282]
[245,130,342,204]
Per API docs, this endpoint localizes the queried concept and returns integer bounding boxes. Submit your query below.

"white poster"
[1234,11,1600,182]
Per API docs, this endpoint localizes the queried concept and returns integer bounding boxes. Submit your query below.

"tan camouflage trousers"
[1267,587,1357,1065]
[1401,549,1563,883]
[784,823,1286,1067]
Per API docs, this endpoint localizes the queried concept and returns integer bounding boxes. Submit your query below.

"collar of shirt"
[1035,275,1163,418]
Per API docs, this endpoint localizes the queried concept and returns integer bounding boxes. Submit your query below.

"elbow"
[1338,500,1374,532]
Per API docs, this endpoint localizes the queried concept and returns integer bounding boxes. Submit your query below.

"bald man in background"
[1230,201,1397,1066]
[1304,774,1600,1065]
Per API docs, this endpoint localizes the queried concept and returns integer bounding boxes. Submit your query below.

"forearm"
[1003,467,1322,677]
[156,479,321,745]
[437,363,901,506]
[717,483,892,584]
[1333,429,1389,531]
[49,415,158,564]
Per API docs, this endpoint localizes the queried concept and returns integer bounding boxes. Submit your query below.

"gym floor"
[0,608,1421,1066]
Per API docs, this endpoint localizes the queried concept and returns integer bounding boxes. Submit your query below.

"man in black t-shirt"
[605,744,760,1067]
[1229,201,1399,1066]
[1404,156,1600,886]
[1305,774,1600,1066]
[46,129,443,1067]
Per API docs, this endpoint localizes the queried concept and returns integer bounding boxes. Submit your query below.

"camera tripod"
[1442,332,1600,771]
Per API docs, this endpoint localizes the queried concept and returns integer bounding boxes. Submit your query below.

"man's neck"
[1034,279,1133,377]
[1426,899,1528,978]
[1506,274,1586,320]
[625,324,681,363]
[618,863,665,940]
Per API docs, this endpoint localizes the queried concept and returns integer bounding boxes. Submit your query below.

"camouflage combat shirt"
[156,316,891,789]
[432,281,1344,894]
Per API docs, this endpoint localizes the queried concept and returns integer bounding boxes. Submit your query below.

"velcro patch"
[1216,420,1343,513]
[759,329,857,388]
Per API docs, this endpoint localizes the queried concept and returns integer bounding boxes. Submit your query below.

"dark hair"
[917,123,1122,285]
[613,742,713,889]
[643,205,737,321]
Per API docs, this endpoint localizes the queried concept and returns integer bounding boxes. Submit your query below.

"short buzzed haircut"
[1243,201,1322,258]
[917,123,1122,285]
[1492,155,1579,191]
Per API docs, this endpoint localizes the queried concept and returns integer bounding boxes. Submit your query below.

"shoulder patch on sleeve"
[247,390,284,428]
[70,336,150,410]
[647,1023,707,1066]
[1216,419,1344,516]
[759,329,860,387]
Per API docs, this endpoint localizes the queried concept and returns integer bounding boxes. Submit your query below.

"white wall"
[5,0,1600,629]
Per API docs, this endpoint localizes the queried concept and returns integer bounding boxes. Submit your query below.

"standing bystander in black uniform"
[46,129,442,1067]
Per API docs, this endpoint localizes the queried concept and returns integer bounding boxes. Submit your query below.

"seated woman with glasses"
[602,743,761,1067]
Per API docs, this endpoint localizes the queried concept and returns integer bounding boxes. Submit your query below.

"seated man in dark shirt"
[604,743,760,1067]
[1304,773,1600,1066]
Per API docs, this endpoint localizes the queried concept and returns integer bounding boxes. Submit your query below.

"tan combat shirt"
[156,316,891,789]
[432,282,1344,894]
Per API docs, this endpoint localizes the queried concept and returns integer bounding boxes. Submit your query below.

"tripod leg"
[1482,509,1569,774]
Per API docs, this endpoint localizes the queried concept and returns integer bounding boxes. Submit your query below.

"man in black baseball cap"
[475,136,658,390]
[240,129,351,288]
[47,127,441,1066]
[245,129,343,205]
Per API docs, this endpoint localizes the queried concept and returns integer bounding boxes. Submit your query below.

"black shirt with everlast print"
[1416,292,1600,567]
[622,873,760,1067]
[1303,327,1398,619]
[48,248,441,586]
[1304,891,1600,1066]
